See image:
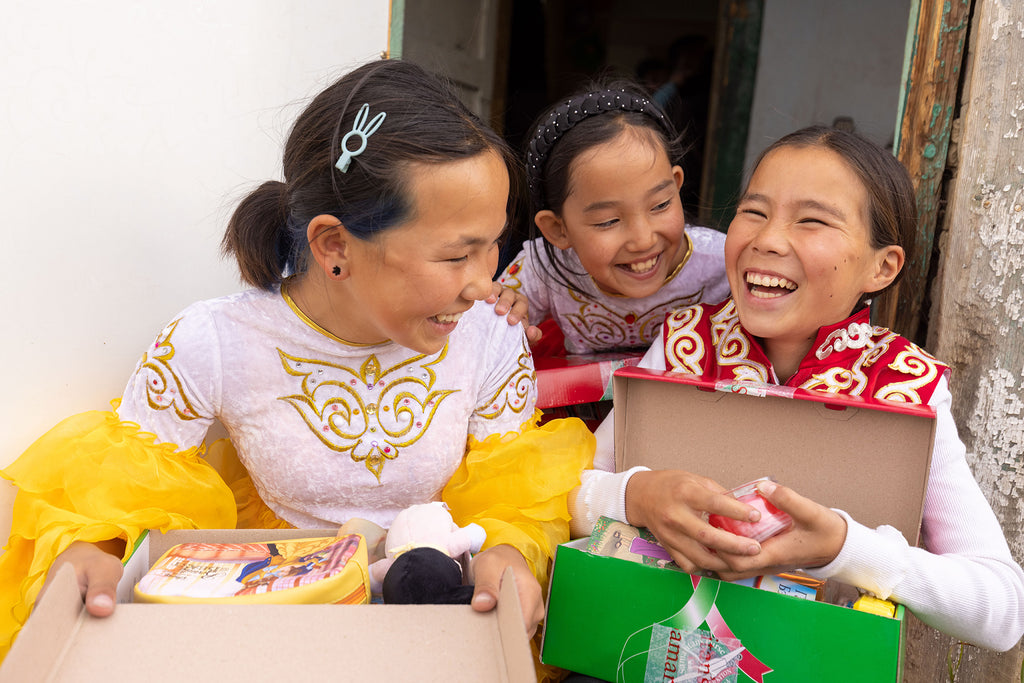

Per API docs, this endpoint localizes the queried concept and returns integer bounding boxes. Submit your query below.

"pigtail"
[222,180,292,289]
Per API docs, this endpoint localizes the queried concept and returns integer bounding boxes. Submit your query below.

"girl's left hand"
[488,283,542,343]
[713,479,848,580]
[469,544,544,638]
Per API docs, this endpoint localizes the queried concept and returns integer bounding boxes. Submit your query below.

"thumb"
[83,557,123,618]
[470,580,498,613]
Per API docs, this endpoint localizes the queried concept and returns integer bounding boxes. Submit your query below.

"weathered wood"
[699,0,762,231]
[880,0,972,343]
[910,0,1024,680]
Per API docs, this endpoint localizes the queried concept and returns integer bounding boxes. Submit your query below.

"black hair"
[222,59,523,289]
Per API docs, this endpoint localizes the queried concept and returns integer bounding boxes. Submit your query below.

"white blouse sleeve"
[568,331,668,537]
[806,375,1024,651]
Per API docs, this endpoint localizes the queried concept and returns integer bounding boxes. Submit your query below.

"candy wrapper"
[708,477,793,542]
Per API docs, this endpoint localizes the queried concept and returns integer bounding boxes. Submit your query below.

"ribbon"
[617,574,773,683]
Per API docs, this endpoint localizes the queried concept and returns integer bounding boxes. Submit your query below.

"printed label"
[645,624,743,683]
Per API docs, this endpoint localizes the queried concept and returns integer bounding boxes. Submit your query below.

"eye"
[652,199,672,212]
[592,218,619,229]
[445,255,468,263]
[796,216,829,226]
[738,207,767,219]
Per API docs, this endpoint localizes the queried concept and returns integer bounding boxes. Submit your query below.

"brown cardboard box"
[613,367,936,542]
[1,528,535,683]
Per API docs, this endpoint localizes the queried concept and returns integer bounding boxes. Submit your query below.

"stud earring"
[332,265,341,276]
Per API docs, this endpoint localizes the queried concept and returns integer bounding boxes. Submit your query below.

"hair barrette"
[335,103,387,173]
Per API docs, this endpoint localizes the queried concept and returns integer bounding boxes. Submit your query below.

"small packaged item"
[708,477,793,542]
[586,517,676,568]
[732,571,825,601]
[134,533,370,605]
[852,594,897,618]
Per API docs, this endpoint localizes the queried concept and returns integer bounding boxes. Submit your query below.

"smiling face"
[322,150,509,354]
[535,128,688,298]
[725,144,903,378]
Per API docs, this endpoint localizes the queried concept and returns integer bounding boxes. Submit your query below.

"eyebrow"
[741,193,848,222]
[582,179,675,213]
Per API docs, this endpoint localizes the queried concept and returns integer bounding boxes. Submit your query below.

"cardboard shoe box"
[2,528,536,683]
[542,367,937,682]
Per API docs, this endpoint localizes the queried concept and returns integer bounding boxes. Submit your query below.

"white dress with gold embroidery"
[497,228,729,353]
[116,286,536,529]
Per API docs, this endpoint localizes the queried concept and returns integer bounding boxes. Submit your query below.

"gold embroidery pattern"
[711,302,771,382]
[278,345,458,482]
[800,367,859,394]
[565,287,705,349]
[877,343,942,403]
[664,307,706,374]
[136,318,207,421]
[497,253,525,290]
[475,338,536,420]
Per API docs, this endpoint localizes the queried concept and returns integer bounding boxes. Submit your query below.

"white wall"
[745,0,911,170]
[0,2,390,469]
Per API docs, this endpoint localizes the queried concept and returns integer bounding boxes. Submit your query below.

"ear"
[866,245,905,293]
[306,214,352,279]
[672,164,685,192]
[535,210,571,250]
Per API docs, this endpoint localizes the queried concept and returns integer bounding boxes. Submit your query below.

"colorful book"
[134,534,370,605]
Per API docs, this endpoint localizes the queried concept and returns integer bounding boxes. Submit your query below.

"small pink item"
[708,477,793,542]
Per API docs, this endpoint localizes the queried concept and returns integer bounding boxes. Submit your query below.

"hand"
[713,479,848,580]
[624,469,763,574]
[43,539,126,617]
[469,544,544,638]
[487,282,542,344]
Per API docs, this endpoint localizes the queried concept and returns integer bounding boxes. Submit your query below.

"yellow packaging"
[134,533,369,605]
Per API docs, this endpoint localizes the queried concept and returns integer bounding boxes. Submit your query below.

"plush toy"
[369,502,486,604]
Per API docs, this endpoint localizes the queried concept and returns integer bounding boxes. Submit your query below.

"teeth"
[627,257,658,273]
[434,312,463,324]
[746,272,797,291]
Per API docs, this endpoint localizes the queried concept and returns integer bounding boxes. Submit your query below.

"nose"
[749,216,790,256]
[625,216,658,252]
[461,249,498,302]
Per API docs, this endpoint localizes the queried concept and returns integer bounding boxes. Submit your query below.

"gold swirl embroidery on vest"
[815,322,875,361]
[800,367,860,394]
[712,302,771,382]
[137,318,207,420]
[564,287,705,349]
[875,345,941,403]
[664,306,705,374]
[277,346,457,482]
[476,338,536,419]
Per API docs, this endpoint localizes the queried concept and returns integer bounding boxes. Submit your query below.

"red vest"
[663,299,948,405]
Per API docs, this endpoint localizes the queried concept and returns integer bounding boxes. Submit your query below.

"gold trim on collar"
[591,229,694,298]
[280,279,389,347]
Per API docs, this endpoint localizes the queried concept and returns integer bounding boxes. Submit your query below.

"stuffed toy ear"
[381,547,475,605]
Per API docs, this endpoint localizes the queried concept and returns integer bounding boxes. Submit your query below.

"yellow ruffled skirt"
[0,406,594,683]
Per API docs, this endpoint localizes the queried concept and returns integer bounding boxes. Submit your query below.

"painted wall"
[0,3,390,472]
[744,0,912,171]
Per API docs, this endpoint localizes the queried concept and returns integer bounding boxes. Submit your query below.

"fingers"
[470,545,544,638]
[525,324,543,344]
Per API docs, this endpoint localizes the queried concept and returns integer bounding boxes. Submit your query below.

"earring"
[332,265,341,276]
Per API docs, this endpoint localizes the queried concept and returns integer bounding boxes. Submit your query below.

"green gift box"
[542,538,905,682]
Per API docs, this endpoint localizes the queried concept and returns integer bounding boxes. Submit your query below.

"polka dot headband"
[525,89,673,210]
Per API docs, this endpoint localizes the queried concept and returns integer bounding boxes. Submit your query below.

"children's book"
[134,533,370,605]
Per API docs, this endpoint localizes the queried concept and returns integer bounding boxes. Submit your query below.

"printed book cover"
[134,534,370,605]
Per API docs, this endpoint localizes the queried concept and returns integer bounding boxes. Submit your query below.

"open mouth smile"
[746,272,798,299]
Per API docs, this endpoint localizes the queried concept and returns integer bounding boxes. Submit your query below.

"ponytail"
[222,180,296,289]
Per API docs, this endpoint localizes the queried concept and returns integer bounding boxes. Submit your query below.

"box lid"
[613,367,936,543]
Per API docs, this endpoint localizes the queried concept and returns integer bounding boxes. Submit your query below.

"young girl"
[0,59,593,659]
[496,81,730,354]
[570,126,1024,652]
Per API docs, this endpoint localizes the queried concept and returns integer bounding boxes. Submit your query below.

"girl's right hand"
[487,282,542,343]
[43,540,125,617]
[624,469,763,574]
